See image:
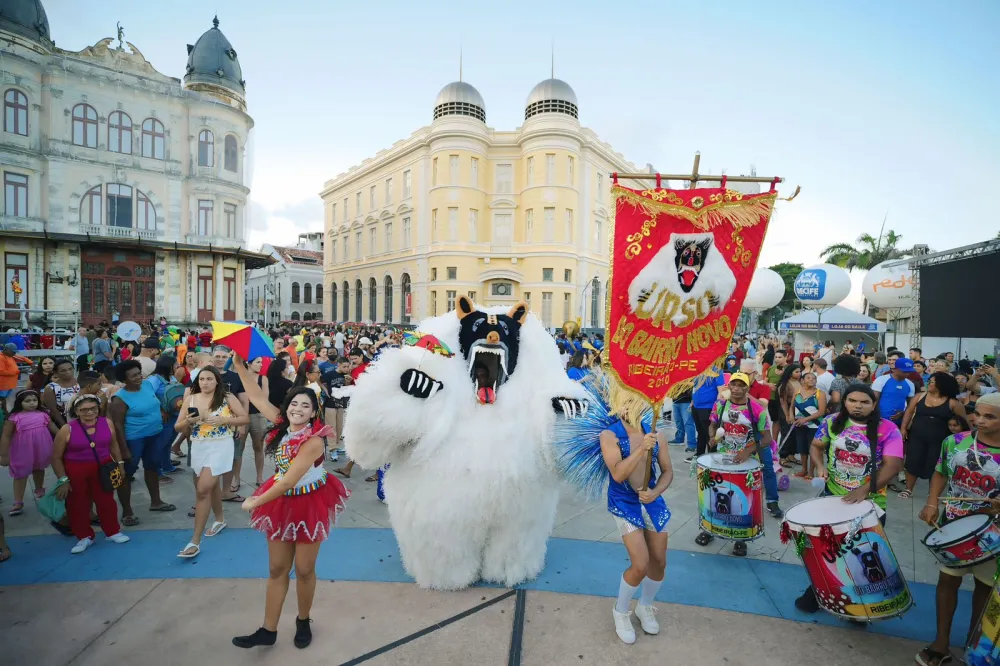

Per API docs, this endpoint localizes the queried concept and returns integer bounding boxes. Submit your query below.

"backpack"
[161,382,186,416]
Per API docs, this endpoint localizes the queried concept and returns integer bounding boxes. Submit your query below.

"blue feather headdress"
[553,370,653,502]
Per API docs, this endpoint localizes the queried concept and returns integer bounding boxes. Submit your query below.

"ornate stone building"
[321,75,650,328]
[0,1,271,327]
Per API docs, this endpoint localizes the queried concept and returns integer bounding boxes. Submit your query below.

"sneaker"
[232,627,277,649]
[612,608,636,644]
[634,604,660,635]
[668,439,685,446]
[70,537,94,554]
[328,451,339,462]
[107,532,130,544]
[684,447,696,453]
[794,586,820,613]
[767,502,784,519]
[294,617,313,649]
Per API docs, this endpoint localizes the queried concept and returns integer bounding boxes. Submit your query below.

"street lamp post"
[578,274,600,328]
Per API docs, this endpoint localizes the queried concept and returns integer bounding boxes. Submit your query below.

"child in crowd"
[0,390,60,516]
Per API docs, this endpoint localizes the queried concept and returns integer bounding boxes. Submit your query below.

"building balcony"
[184,234,245,249]
[79,224,161,242]
[0,216,45,233]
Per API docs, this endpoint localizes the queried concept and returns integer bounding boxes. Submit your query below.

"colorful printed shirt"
[815,416,904,510]
[710,399,770,456]
[935,431,1000,521]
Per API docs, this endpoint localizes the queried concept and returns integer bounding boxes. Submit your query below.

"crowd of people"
[1,318,999,662]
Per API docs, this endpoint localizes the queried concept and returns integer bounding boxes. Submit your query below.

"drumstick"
[935,497,982,502]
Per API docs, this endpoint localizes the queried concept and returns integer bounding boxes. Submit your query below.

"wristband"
[58,476,69,483]
[925,503,938,508]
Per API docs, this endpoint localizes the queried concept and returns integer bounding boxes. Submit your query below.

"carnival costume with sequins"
[249,423,349,543]
[553,373,670,532]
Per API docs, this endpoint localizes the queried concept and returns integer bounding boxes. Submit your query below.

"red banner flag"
[604,184,777,422]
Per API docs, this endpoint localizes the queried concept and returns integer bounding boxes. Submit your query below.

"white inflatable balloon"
[744,268,785,309]
[793,264,851,306]
[862,261,915,309]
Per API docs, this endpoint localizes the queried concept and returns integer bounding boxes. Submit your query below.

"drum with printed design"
[783,497,911,621]
[923,514,1000,569]
[965,569,1000,666]
[696,453,764,541]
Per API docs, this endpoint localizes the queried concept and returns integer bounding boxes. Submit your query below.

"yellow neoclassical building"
[320,76,651,329]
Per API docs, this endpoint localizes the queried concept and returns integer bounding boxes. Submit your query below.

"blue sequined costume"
[553,375,670,532]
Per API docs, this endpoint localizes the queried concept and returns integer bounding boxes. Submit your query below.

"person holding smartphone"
[175,366,249,558]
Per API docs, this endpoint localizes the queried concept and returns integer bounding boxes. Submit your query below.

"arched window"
[400,273,411,323]
[355,279,363,322]
[291,311,300,321]
[384,275,394,323]
[342,281,349,322]
[107,184,133,227]
[198,129,214,167]
[108,111,132,154]
[315,284,323,305]
[141,118,165,159]
[4,89,28,136]
[304,283,312,304]
[291,282,300,303]
[369,277,377,322]
[590,277,601,327]
[81,185,102,225]
[136,190,156,230]
[330,282,337,321]
[224,135,238,172]
[72,103,98,147]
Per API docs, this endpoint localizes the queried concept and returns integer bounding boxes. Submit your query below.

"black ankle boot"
[232,627,277,649]
[794,586,819,613]
[294,617,313,649]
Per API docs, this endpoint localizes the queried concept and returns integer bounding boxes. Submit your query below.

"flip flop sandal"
[222,495,245,503]
[8,503,24,516]
[177,542,201,558]
[695,532,714,546]
[0,545,10,562]
[898,490,913,499]
[122,515,140,527]
[365,475,377,482]
[915,646,953,665]
[159,476,174,484]
[205,521,227,537]
[149,504,177,512]
[333,469,350,479]
[229,483,241,493]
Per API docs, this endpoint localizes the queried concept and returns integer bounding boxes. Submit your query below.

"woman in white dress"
[175,365,248,558]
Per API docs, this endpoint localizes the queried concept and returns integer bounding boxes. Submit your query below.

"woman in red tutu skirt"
[229,352,349,650]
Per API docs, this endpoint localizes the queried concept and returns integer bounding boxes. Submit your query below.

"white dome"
[525,78,578,120]
[433,81,486,122]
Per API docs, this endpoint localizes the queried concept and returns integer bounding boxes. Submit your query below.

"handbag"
[38,478,68,522]
[89,436,123,493]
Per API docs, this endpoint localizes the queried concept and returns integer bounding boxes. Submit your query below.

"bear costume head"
[457,296,527,405]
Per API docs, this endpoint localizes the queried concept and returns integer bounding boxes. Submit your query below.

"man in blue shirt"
[871,357,916,425]
[687,371,726,463]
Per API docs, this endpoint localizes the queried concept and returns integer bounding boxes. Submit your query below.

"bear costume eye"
[499,321,509,334]
[472,318,483,331]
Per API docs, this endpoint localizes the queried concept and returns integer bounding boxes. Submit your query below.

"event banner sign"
[605,184,776,417]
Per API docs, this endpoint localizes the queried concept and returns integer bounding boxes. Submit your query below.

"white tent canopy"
[778,305,886,333]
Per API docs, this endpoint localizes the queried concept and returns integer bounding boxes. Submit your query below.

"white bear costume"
[344,298,587,590]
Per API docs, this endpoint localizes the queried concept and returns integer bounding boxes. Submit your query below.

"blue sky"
[45,0,1000,302]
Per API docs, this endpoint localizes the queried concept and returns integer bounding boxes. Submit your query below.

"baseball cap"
[2,342,16,353]
[894,357,915,372]
[142,337,161,349]
[729,372,752,386]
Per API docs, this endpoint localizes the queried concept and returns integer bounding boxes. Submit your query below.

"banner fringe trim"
[612,186,776,233]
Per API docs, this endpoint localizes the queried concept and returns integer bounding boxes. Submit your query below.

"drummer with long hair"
[915,393,1000,666]
[794,383,903,614]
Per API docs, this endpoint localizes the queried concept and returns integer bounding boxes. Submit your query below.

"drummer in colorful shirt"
[915,393,1000,666]
[794,383,904,613]
[696,372,781,557]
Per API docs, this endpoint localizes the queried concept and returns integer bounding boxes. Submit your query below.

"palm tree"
[819,217,923,316]
[820,229,916,271]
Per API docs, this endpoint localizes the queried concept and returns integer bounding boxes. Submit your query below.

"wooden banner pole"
[641,402,661,491]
